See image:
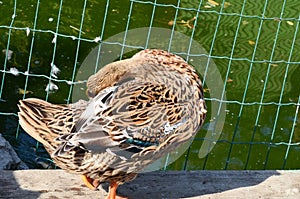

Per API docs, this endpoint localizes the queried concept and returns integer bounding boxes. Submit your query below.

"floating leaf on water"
[208,0,219,6]
[224,2,231,8]
[203,88,210,93]
[227,78,233,83]
[26,27,30,36]
[248,40,255,45]
[112,9,119,13]
[69,25,86,34]
[2,49,13,60]
[168,20,174,26]
[174,17,196,29]
[45,82,59,93]
[242,20,249,25]
[9,67,19,76]
[18,88,33,95]
[287,21,294,26]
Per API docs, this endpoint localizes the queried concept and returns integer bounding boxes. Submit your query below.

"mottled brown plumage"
[18,49,206,199]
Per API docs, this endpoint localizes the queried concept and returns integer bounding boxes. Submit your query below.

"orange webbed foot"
[105,181,128,199]
[81,175,100,191]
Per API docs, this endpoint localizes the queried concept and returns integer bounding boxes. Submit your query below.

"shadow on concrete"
[0,170,40,199]
[118,170,280,199]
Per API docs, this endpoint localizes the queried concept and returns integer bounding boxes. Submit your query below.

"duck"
[18,49,207,199]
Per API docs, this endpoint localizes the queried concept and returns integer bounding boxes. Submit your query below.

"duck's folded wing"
[53,79,193,161]
[54,56,206,161]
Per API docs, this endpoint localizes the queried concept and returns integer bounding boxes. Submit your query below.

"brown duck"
[18,49,207,199]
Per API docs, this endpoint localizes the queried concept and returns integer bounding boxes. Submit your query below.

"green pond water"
[0,0,299,170]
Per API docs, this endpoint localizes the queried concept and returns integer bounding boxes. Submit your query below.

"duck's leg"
[81,175,100,190]
[106,181,128,199]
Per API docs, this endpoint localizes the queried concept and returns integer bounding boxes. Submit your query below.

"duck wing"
[53,60,204,163]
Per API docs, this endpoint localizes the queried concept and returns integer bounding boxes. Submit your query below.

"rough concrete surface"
[0,170,299,199]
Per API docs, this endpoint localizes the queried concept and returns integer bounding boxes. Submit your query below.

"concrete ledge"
[0,170,299,198]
